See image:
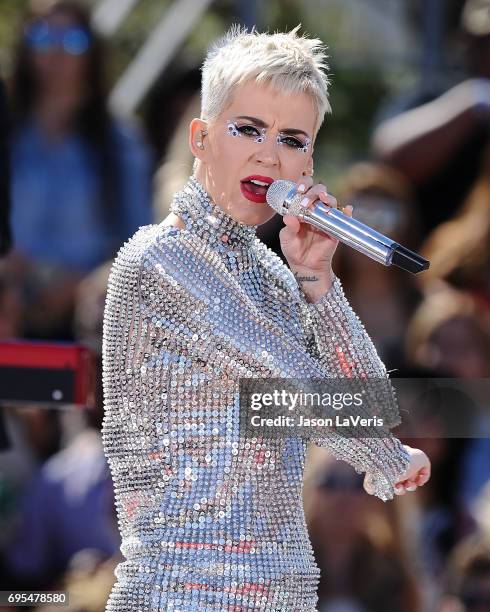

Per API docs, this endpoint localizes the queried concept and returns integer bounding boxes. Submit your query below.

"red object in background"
[0,340,95,408]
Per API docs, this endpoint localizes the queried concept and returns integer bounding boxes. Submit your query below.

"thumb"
[282,214,301,234]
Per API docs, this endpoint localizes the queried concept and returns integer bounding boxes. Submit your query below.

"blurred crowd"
[0,1,489,611]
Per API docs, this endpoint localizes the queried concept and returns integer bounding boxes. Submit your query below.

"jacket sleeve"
[298,275,410,501]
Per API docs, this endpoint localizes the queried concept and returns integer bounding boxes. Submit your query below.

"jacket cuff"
[366,437,411,501]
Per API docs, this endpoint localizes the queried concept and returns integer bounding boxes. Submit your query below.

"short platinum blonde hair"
[200,25,332,136]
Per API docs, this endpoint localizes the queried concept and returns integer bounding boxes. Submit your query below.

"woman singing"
[102,26,431,611]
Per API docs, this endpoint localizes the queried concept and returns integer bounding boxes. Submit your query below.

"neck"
[194,163,213,202]
[169,176,257,251]
[193,164,250,225]
[194,163,230,210]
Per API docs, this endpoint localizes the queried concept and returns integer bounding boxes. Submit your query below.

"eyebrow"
[234,115,311,139]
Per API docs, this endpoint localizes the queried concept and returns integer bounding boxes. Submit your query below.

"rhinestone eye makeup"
[227,121,266,143]
[226,121,311,152]
[276,133,311,153]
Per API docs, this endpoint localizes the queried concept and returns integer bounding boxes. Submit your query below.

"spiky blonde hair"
[200,24,332,136]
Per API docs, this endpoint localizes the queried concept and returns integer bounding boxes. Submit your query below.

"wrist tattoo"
[294,271,319,283]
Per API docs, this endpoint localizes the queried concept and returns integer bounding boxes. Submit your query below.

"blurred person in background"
[403,288,490,602]
[418,143,490,302]
[0,358,120,593]
[0,263,22,340]
[0,266,64,569]
[304,450,421,612]
[40,550,120,612]
[0,77,11,257]
[333,162,422,367]
[397,391,475,593]
[6,0,154,340]
[1,251,120,594]
[72,259,111,354]
[0,75,18,339]
[372,0,490,240]
[406,287,490,381]
[432,481,490,612]
[438,535,490,612]
[405,287,490,516]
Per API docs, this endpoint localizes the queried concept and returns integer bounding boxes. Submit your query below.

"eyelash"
[227,122,309,151]
[279,134,305,149]
[237,125,261,138]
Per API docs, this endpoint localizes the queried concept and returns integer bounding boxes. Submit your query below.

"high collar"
[169,177,258,251]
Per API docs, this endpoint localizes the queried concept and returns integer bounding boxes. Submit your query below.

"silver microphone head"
[266,180,306,217]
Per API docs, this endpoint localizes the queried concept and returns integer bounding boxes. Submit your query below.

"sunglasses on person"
[24,21,92,55]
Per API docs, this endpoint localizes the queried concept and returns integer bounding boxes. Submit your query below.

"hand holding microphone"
[275,178,353,303]
[268,178,429,276]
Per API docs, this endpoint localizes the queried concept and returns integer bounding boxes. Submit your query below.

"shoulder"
[139,225,231,292]
[109,223,158,274]
[105,223,158,299]
[109,223,219,291]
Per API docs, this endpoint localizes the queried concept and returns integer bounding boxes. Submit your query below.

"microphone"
[266,180,429,274]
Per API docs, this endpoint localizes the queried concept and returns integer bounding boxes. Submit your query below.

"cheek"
[209,138,245,178]
[220,137,244,164]
[281,151,312,177]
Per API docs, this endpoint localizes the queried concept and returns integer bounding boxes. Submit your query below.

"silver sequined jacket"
[102,177,410,611]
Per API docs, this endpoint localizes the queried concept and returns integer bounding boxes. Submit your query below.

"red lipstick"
[240,175,274,204]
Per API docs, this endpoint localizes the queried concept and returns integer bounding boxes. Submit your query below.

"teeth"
[250,179,269,187]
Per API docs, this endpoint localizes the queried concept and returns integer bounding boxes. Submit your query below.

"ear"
[189,118,209,160]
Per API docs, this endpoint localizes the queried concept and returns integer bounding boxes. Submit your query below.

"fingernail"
[300,197,309,208]
[298,183,306,192]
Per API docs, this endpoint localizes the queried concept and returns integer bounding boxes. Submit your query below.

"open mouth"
[240,175,274,203]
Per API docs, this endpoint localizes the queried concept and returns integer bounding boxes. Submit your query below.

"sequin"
[102,177,410,611]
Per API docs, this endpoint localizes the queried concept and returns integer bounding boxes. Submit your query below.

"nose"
[253,137,280,168]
